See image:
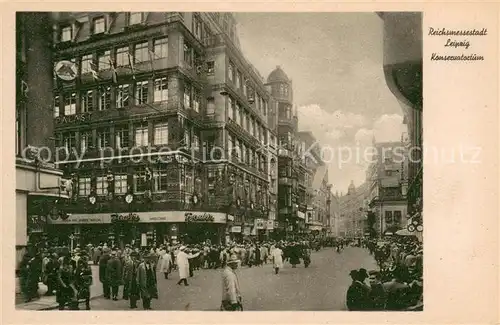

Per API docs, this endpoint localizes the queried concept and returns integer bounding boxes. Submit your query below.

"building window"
[60,26,72,42]
[183,43,193,67]
[129,12,143,25]
[116,47,128,67]
[193,16,202,39]
[115,126,129,148]
[93,17,106,34]
[153,165,168,192]
[385,211,393,224]
[192,134,200,151]
[385,170,393,176]
[133,167,148,193]
[97,129,110,149]
[96,176,108,196]
[78,177,92,196]
[64,92,76,115]
[81,54,93,74]
[153,77,168,102]
[236,71,241,89]
[116,84,130,108]
[62,132,76,151]
[154,123,168,145]
[183,83,191,108]
[134,42,148,63]
[80,90,93,113]
[99,86,111,110]
[80,132,91,152]
[228,62,234,81]
[97,50,111,70]
[114,174,128,194]
[227,97,233,120]
[135,80,148,104]
[192,90,200,113]
[153,37,168,58]
[184,129,191,147]
[235,104,240,126]
[394,210,402,224]
[243,80,247,96]
[54,95,60,117]
[207,61,215,75]
[135,125,149,146]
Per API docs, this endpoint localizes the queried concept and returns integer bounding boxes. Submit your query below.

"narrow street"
[89,247,377,311]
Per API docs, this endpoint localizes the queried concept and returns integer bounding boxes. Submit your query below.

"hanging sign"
[185,212,214,223]
[54,60,78,81]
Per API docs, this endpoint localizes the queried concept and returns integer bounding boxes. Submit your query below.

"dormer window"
[60,26,72,42]
[129,12,143,25]
[93,17,106,34]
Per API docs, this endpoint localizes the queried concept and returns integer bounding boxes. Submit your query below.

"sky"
[234,12,408,193]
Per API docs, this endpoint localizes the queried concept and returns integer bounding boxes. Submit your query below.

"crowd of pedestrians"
[345,236,423,311]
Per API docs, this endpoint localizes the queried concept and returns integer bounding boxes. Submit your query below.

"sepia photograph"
[15,11,423,311]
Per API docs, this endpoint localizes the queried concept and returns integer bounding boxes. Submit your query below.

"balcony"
[226,119,262,149]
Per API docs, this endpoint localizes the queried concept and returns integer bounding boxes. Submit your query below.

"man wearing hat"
[74,251,93,310]
[136,252,158,310]
[220,254,242,311]
[346,269,370,311]
[106,250,123,301]
[176,246,200,286]
[125,251,141,309]
[99,247,111,299]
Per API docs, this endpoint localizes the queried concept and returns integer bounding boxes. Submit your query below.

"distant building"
[339,181,368,238]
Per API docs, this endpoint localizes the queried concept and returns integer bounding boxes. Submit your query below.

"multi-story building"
[265,66,302,238]
[296,132,328,233]
[327,189,340,237]
[379,12,423,239]
[16,12,70,268]
[339,181,368,238]
[49,12,274,247]
[366,141,408,235]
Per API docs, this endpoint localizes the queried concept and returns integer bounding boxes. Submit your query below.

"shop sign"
[231,226,242,233]
[297,211,306,219]
[243,226,251,236]
[266,220,274,230]
[227,214,235,221]
[185,212,215,223]
[111,213,140,223]
[55,112,92,125]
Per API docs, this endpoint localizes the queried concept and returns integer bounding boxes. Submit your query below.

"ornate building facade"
[49,12,274,246]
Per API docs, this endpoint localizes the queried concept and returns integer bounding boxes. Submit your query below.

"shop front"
[47,210,228,248]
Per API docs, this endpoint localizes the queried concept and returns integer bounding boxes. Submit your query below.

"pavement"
[84,246,377,311]
[16,264,102,311]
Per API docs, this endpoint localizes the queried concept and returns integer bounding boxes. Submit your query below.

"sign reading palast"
[185,212,214,223]
[111,213,140,223]
[55,112,92,125]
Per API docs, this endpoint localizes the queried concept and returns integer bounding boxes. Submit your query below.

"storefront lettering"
[111,213,140,223]
[55,112,92,125]
[185,212,214,223]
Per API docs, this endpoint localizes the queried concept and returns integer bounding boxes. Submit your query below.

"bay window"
[78,177,92,196]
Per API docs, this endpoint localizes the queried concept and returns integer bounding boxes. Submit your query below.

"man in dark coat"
[367,270,387,310]
[346,270,371,311]
[125,251,141,309]
[136,252,158,310]
[98,248,111,299]
[74,251,93,310]
[106,250,123,300]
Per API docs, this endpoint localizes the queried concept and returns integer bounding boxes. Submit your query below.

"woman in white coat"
[158,249,173,279]
[176,247,200,286]
[271,245,284,275]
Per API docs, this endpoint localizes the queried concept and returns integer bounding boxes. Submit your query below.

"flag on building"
[311,164,328,192]
[127,52,136,80]
[20,79,29,96]
[89,62,100,82]
[109,57,117,84]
